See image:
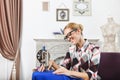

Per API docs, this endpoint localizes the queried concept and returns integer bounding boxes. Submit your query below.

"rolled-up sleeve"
[60,52,71,70]
[86,46,101,80]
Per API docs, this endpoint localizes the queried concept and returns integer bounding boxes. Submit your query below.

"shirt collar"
[76,39,89,52]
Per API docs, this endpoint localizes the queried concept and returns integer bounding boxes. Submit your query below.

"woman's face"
[64,28,81,45]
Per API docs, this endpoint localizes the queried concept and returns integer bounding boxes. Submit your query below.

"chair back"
[98,52,120,80]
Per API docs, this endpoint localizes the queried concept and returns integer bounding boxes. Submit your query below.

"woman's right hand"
[48,60,60,70]
[37,60,59,72]
[37,64,45,72]
[37,60,54,72]
[47,60,54,70]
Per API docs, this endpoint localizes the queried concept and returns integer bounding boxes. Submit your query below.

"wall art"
[73,0,91,16]
[42,1,49,11]
[56,9,69,21]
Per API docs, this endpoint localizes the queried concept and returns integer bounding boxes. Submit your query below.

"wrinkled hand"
[53,66,71,76]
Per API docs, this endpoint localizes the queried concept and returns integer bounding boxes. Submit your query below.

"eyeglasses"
[64,28,77,40]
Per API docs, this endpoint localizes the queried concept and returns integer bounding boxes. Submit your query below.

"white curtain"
[0,54,13,80]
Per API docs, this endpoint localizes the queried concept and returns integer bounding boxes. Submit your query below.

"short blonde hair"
[64,22,84,34]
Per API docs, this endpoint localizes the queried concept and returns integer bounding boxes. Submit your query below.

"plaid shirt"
[61,40,101,80]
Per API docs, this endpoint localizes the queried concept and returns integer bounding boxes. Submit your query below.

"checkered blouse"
[61,40,101,80]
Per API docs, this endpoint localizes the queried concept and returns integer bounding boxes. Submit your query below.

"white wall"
[21,0,120,80]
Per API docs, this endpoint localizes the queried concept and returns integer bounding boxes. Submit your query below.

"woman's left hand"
[53,66,71,76]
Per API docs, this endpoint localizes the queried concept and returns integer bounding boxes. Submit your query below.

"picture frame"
[73,0,91,16]
[56,9,69,21]
[42,1,49,11]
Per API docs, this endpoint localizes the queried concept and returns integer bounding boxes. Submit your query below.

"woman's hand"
[37,60,54,72]
[37,60,60,71]
[53,67,89,80]
[47,60,60,70]
[37,64,45,72]
[53,66,71,76]
[47,60,54,70]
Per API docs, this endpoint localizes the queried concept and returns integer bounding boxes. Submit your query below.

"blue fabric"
[32,70,83,80]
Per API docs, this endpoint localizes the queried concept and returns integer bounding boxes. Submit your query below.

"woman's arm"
[69,71,89,80]
[53,66,89,80]
[48,52,71,70]
[87,45,101,79]
[47,60,60,70]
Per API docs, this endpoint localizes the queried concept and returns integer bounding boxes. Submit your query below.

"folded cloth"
[32,70,83,80]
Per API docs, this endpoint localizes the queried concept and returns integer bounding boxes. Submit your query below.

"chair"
[98,52,120,80]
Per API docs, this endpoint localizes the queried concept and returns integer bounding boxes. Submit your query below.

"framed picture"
[73,0,91,16]
[42,1,49,11]
[56,9,69,21]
